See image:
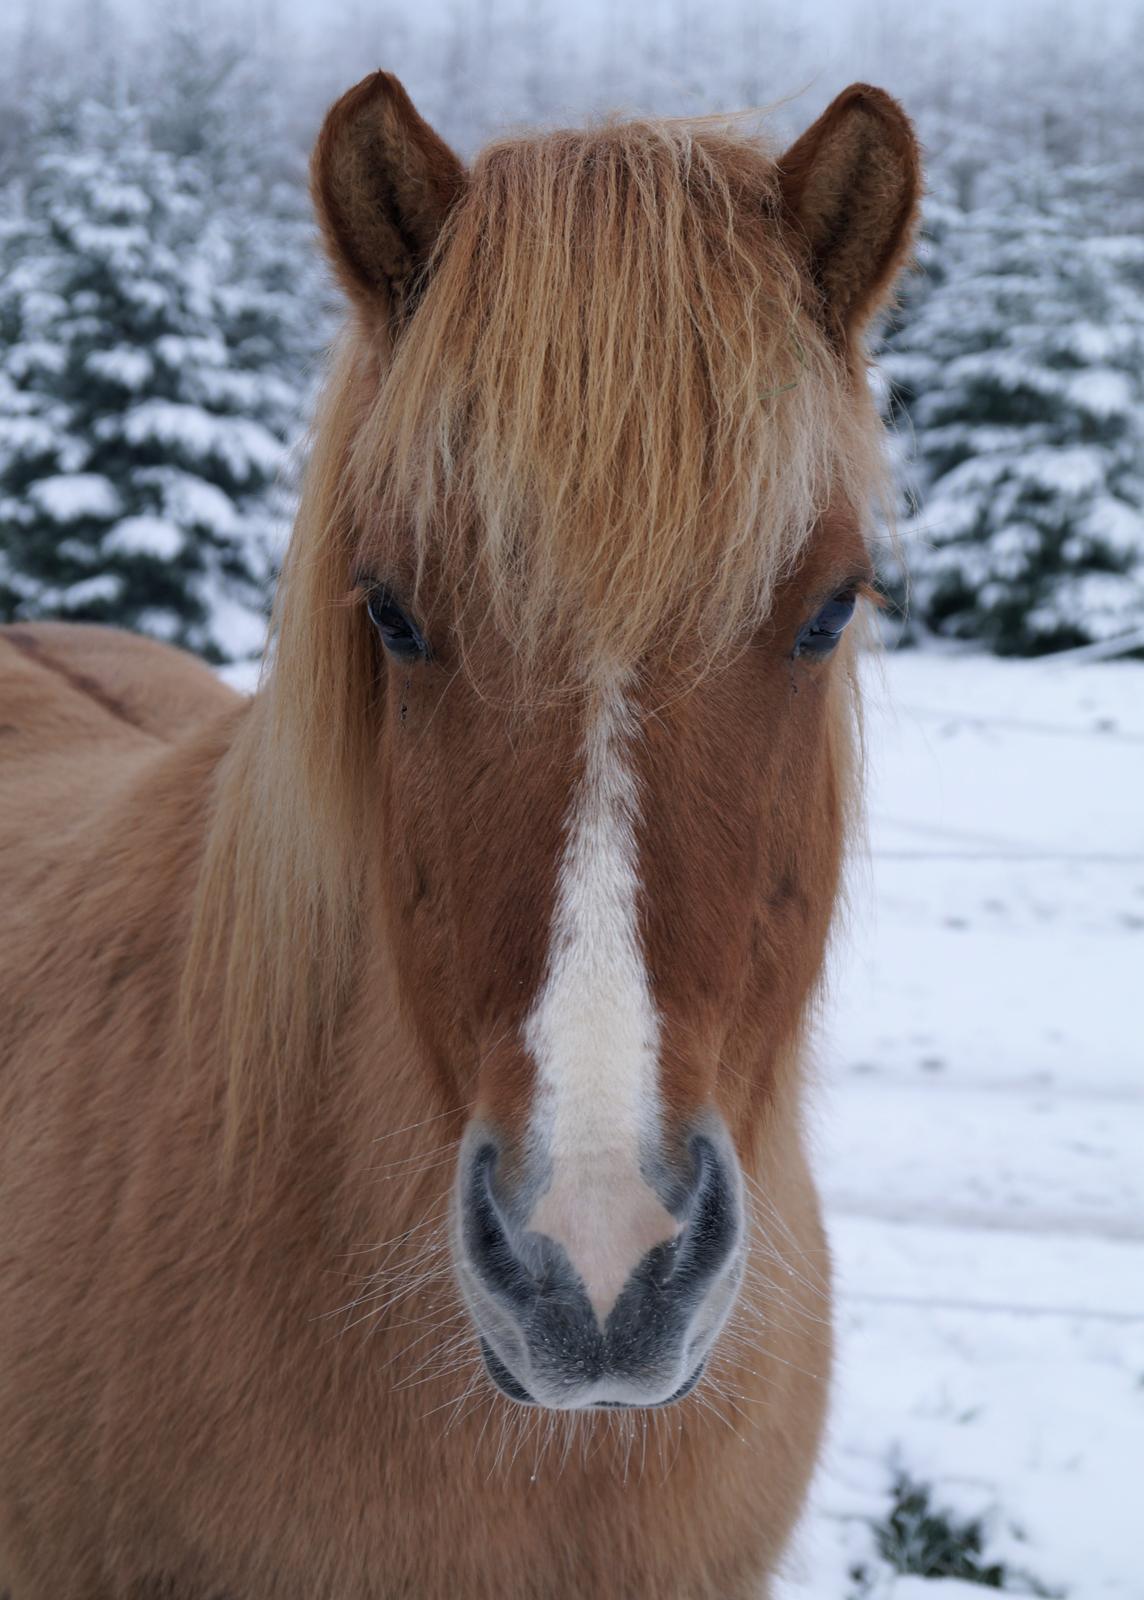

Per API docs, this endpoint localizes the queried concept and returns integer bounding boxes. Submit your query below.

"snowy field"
[778,652,1144,1599]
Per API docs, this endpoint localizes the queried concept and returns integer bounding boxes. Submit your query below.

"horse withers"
[0,75,919,1599]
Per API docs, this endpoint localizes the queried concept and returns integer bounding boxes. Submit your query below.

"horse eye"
[793,588,857,659]
[366,589,429,661]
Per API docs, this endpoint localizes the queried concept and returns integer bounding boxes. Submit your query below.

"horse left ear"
[311,71,467,331]
[778,84,921,342]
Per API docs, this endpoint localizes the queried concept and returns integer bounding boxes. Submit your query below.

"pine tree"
[883,165,1144,655]
[0,96,309,662]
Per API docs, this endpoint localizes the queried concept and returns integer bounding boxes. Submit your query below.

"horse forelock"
[343,116,888,682]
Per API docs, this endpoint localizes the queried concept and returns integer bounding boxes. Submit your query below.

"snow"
[104,515,184,559]
[1066,368,1134,420]
[6,339,68,380]
[28,472,121,521]
[892,1587,1001,1600]
[85,347,154,391]
[82,177,151,220]
[0,414,83,472]
[53,573,121,606]
[1083,496,1144,557]
[776,649,1144,1599]
[133,606,185,642]
[116,401,284,485]
[193,580,268,660]
[1033,569,1144,641]
[217,656,263,694]
[139,468,239,536]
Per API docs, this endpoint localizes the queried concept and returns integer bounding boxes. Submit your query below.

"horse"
[0,73,919,1599]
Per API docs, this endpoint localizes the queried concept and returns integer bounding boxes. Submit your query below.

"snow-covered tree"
[0,96,311,661]
[883,169,1144,654]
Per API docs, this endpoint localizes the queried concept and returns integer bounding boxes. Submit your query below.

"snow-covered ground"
[778,652,1144,1599]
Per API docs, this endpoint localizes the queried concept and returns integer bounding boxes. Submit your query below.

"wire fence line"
[895,704,1144,745]
[872,849,1144,864]
[870,815,1143,867]
[879,626,1144,672]
[1041,625,1144,665]
[841,1289,1144,1325]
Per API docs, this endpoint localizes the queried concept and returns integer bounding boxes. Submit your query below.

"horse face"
[310,74,918,1409]
[360,512,865,1409]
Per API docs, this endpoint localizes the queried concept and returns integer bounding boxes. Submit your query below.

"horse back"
[0,622,240,746]
[0,621,243,903]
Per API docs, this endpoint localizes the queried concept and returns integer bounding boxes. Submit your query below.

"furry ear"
[779,84,921,342]
[311,72,466,329]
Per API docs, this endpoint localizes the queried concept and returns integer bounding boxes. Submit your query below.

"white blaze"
[523,677,679,1320]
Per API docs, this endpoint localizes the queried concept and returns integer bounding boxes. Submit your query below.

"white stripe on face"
[523,677,679,1321]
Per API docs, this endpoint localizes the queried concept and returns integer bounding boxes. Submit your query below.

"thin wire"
[844,1289,1144,1325]
[897,702,1144,746]
[873,849,1144,863]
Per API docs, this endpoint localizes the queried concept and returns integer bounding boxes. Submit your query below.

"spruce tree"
[883,166,1144,654]
[0,96,307,661]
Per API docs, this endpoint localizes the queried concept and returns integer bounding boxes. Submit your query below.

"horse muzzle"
[452,1124,744,1409]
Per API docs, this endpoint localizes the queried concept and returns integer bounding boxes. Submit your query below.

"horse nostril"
[672,1135,740,1288]
[463,1144,537,1309]
[645,1232,684,1290]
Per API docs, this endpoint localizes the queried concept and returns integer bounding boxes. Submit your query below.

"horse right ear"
[778,84,921,345]
[311,72,467,332]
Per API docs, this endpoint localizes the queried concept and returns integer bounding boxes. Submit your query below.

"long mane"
[184,115,888,1145]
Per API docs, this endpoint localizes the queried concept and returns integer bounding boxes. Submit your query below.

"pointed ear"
[311,72,466,330]
[779,84,921,343]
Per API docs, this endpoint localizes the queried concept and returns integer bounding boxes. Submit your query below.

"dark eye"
[793,589,857,658]
[366,589,429,661]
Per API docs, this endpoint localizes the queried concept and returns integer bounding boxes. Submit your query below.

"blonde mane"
[187,114,889,1146]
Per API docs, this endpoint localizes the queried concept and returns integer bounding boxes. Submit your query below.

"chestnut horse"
[0,75,919,1598]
